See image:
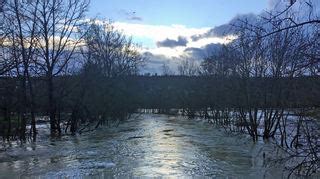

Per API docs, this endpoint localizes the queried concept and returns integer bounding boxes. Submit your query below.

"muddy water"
[0,114,284,178]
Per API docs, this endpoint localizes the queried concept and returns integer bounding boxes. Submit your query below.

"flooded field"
[0,114,285,178]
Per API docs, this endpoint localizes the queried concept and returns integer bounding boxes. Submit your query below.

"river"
[0,114,285,178]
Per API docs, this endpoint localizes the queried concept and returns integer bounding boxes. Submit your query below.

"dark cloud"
[144,14,260,73]
[143,52,168,65]
[145,14,259,73]
[141,52,180,74]
[142,43,224,74]
[192,13,259,41]
[156,36,188,48]
[184,43,223,59]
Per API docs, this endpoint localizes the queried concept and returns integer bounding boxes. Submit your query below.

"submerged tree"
[33,0,89,135]
[66,21,145,134]
[0,0,42,140]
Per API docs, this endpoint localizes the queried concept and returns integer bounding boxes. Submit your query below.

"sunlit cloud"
[112,22,236,58]
[113,22,211,42]
[80,20,237,74]
[186,35,236,49]
[141,47,185,58]
[140,35,236,59]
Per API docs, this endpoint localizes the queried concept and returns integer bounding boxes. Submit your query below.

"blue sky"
[88,0,269,28]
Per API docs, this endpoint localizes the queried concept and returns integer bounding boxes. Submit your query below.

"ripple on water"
[0,114,285,178]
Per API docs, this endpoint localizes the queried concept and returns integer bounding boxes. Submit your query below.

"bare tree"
[0,37,9,76]
[0,1,11,76]
[34,0,89,135]
[2,0,42,140]
[161,62,174,76]
[201,45,239,77]
[82,21,145,77]
[261,0,320,38]
[177,57,200,76]
[67,20,145,133]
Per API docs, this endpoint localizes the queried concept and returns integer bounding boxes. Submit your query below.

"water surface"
[0,114,283,178]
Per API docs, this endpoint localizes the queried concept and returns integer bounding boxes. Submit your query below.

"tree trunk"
[48,75,57,135]
[25,71,37,140]
[19,75,27,141]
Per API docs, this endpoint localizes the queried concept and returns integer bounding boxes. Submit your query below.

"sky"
[87,0,271,73]
[88,0,269,28]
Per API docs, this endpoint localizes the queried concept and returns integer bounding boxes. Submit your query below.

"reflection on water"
[0,114,284,178]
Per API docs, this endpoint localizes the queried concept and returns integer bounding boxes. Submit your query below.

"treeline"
[1,74,319,138]
[129,76,320,109]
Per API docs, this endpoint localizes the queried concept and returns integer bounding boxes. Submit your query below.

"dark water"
[0,114,284,178]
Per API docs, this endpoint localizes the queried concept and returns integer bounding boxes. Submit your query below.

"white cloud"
[113,22,210,42]
[112,22,235,58]
[142,47,185,58]
[139,35,236,59]
[186,35,236,49]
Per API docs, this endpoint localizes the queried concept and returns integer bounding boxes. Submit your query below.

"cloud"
[191,13,259,41]
[113,22,210,43]
[107,13,254,74]
[140,0,320,73]
[184,43,224,59]
[90,20,233,58]
[156,36,188,48]
[188,36,236,48]
[141,52,180,74]
[112,21,234,57]
[139,35,235,59]
[141,43,226,74]
[110,21,236,73]
[142,47,185,58]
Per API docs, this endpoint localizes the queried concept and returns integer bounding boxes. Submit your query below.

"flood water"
[0,114,285,178]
